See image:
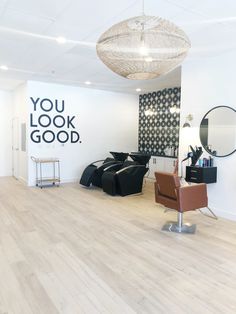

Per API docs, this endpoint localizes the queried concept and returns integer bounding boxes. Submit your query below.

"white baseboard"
[18,176,27,185]
[61,178,79,184]
[212,207,236,221]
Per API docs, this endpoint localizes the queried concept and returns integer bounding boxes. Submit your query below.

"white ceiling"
[0,0,236,93]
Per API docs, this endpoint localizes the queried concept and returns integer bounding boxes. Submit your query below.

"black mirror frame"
[199,105,236,158]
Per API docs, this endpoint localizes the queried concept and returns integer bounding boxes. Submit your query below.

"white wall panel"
[180,50,236,220]
[27,81,138,186]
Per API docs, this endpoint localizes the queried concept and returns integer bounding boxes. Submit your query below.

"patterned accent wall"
[138,87,181,157]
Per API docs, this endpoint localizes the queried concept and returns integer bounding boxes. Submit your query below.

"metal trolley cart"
[31,156,60,188]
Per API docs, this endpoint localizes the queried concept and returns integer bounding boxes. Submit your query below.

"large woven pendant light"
[96,2,191,80]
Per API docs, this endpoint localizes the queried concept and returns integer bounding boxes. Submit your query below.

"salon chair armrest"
[116,164,146,174]
[103,162,123,172]
[91,159,106,165]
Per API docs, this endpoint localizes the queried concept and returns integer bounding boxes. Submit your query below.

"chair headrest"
[121,160,138,169]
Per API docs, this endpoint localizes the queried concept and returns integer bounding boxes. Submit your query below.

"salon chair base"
[162,211,196,233]
[162,221,196,234]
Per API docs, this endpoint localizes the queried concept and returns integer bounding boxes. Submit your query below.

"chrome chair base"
[162,221,196,234]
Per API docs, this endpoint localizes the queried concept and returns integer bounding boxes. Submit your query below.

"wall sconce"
[145,109,157,116]
[169,105,180,114]
[183,114,193,128]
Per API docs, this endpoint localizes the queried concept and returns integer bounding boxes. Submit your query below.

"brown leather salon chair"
[154,171,209,234]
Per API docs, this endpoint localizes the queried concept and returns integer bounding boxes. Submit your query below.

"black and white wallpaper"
[138,87,181,157]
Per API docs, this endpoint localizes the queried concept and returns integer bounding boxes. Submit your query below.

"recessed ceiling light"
[0,65,8,71]
[170,107,176,114]
[139,45,149,56]
[145,57,153,62]
[85,81,91,85]
[56,36,66,44]
[136,88,141,92]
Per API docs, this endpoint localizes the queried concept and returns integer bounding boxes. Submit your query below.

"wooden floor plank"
[0,177,235,314]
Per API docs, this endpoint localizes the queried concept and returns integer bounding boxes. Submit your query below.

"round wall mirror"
[200,106,236,157]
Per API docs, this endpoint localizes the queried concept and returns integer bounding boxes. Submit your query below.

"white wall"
[27,81,138,186]
[0,90,13,176]
[179,50,236,220]
[13,83,28,183]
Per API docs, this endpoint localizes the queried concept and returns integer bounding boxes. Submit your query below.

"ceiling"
[0,0,236,93]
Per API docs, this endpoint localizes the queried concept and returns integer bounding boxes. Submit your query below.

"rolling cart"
[31,156,60,188]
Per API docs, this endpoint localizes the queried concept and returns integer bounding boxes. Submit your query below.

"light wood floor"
[0,177,236,314]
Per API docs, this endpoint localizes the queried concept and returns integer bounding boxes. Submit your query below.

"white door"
[12,117,19,179]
